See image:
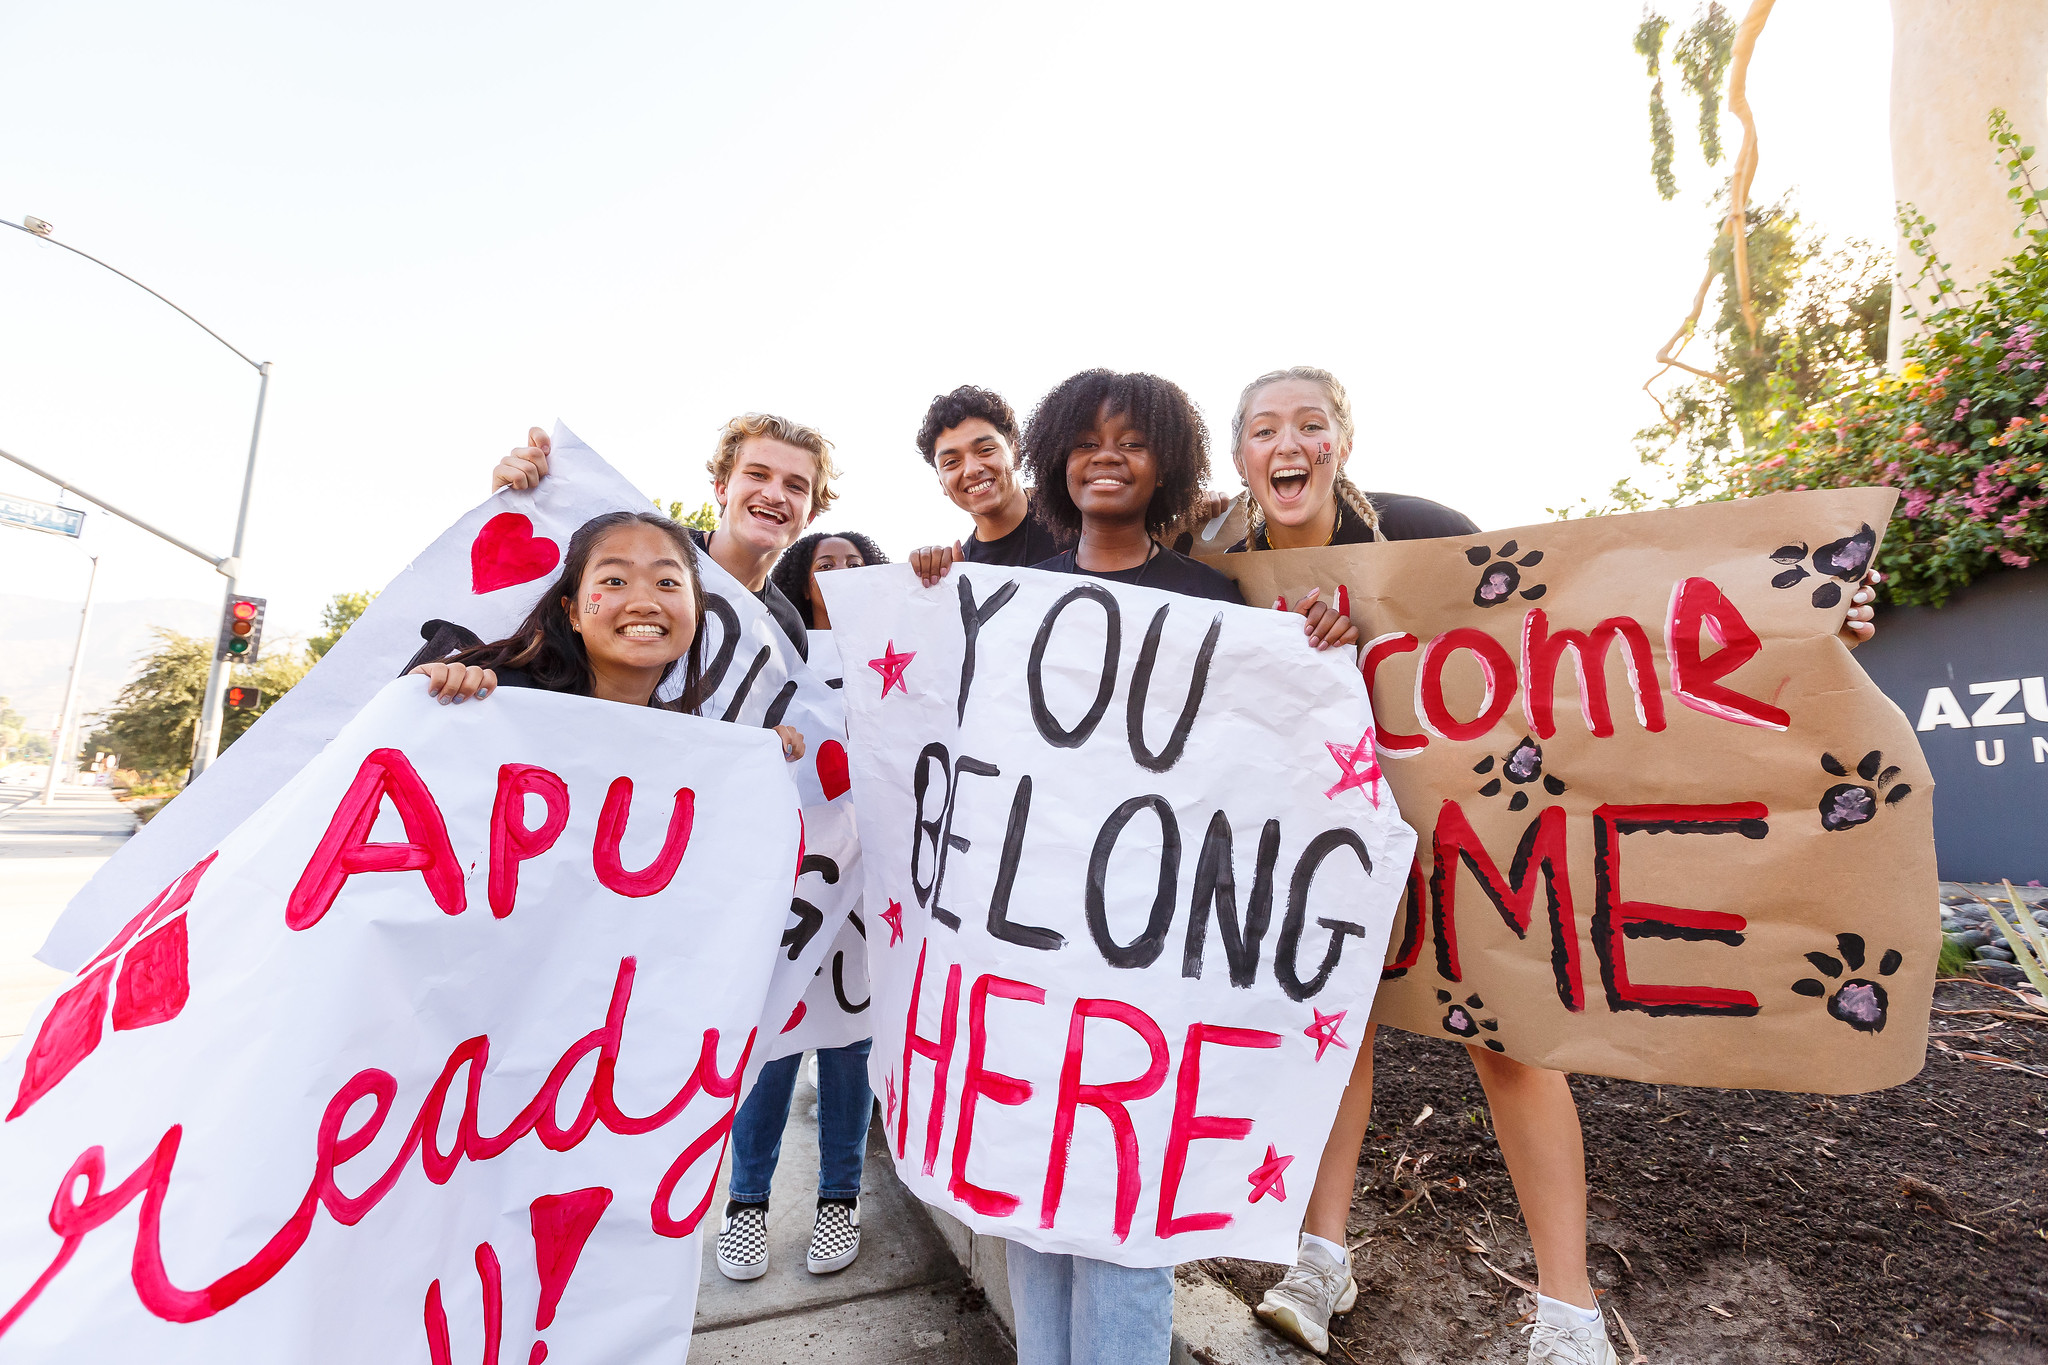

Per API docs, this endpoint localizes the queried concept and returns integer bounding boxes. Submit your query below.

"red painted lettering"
[1040,999,1169,1240]
[1359,633,1426,756]
[1591,803,1768,1017]
[1416,628,1516,742]
[488,764,571,918]
[1518,609,1665,739]
[287,748,465,931]
[949,975,1045,1217]
[592,778,695,897]
[1664,578,1789,731]
[1156,1023,1280,1239]
[1428,801,1584,1010]
[898,940,962,1176]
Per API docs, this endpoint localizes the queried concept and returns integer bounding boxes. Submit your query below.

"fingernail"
[1274,596,1287,611]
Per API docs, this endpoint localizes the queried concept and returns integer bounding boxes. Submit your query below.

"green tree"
[82,630,311,775]
[661,499,719,531]
[308,589,378,660]
[0,696,27,762]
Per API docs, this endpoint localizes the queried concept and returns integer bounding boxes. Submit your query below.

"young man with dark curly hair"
[907,384,1073,584]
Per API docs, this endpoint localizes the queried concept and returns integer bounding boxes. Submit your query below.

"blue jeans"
[1004,1240,1174,1365]
[727,1040,872,1204]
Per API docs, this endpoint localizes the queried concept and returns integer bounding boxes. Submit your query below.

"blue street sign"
[0,492,85,538]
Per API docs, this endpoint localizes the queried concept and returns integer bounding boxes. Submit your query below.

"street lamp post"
[40,553,98,806]
[2,216,271,779]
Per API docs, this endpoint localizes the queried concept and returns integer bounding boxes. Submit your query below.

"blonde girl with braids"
[1227,367,1626,1365]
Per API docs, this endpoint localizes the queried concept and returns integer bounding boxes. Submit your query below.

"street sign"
[0,491,84,538]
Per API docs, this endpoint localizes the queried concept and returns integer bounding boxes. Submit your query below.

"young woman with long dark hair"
[770,530,888,631]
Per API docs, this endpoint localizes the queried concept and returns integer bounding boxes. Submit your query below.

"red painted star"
[1323,728,1382,806]
[880,898,905,946]
[884,1071,898,1128]
[779,1000,807,1033]
[1247,1145,1293,1204]
[868,641,916,698]
[1305,1008,1349,1061]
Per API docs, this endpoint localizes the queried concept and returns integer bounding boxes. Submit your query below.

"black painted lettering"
[911,743,950,912]
[986,776,1064,950]
[931,756,1001,932]
[762,680,799,728]
[719,646,773,722]
[1181,812,1280,988]
[1127,607,1222,773]
[697,595,742,696]
[1276,829,1372,1001]
[1085,795,1181,969]
[1027,585,1121,748]
[957,576,1021,725]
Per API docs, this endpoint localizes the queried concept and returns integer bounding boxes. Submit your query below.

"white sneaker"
[715,1200,769,1281]
[1254,1235,1357,1356]
[1523,1314,1622,1365]
[805,1198,861,1274]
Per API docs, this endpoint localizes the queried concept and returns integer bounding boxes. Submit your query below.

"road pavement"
[0,782,134,1047]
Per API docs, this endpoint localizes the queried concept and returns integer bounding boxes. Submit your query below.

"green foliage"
[1673,4,1734,167]
[308,590,377,660]
[1635,14,1676,200]
[0,696,27,762]
[1988,882,2048,999]
[1568,111,2048,609]
[661,499,719,531]
[1634,6,1735,200]
[82,629,311,775]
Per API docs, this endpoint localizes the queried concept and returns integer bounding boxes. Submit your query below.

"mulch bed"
[1203,978,2047,1364]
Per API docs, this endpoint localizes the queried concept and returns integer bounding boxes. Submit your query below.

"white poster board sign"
[818,564,1416,1267]
[0,681,799,1360]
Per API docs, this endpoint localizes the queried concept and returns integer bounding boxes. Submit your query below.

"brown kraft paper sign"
[1207,488,1935,1094]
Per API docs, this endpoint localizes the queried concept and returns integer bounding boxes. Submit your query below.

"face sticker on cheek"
[1314,442,1333,466]
[585,593,602,615]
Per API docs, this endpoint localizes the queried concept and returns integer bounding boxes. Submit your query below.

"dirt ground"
[1201,979,2047,1364]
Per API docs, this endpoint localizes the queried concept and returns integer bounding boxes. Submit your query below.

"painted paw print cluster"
[1474,736,1567,812]
[1467,540,1546,608]
[1768,524,1876,609]
[1436,989,1505,1052]
[1794,933,1903,1033]
[1817,749,1912,831]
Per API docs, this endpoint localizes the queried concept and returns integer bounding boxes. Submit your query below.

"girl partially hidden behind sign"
[1225,366,1881,1365]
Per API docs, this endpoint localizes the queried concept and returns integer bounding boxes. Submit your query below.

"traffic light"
[217,595,266,663]
[225,686,264,710]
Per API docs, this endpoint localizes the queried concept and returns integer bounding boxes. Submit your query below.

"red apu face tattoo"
[1314,442,1333,466]
[585,593,601,615]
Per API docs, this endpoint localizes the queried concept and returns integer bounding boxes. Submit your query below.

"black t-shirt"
[689,527,808,657]
[1032,545,1245,604]
[962,511,1074,568]
[1227,491,1478,551]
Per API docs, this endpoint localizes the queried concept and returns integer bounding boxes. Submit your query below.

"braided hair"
[1231,366,1381,544]
[770,529,890,629]
[1021,370,1210,541]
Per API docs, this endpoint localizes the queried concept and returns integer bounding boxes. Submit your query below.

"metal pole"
[40,553,99,807]
[192,361,270,777]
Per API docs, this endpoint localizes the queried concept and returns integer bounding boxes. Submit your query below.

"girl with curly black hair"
[770,529,889,630]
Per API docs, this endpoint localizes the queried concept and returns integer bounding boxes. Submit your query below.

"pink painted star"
[869,641,916,698]
[779,1000,807,1034]
[1247,1145,1293,1204]
[884,1072,898,1128]
[880,898,905,946]
[1324,728,1382,806]
[1305,1008,1349,1061]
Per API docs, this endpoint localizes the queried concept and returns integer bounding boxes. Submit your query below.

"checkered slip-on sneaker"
[805,1198,861,1275]
[715,1200,769,1281]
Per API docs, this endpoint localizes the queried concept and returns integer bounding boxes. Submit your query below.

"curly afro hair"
[770,529,890,629]
[1021,370,1210,541]
[916,385,1021,466]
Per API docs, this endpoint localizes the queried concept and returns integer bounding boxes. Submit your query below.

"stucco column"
[1890,0,2048,360]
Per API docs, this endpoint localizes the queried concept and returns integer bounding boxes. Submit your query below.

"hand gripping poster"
[1211,488,1938,1095]
[37,423,858,1080]
[0,680,800,1361]
[818,564,1416,1267]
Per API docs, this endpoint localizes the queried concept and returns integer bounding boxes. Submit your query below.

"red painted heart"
[815,739,851,801]
[471,512,561,595]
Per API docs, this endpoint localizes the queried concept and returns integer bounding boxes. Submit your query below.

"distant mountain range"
[0,594,217,731]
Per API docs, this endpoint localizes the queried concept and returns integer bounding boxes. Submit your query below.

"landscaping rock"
[1949,929,1991,950]
[1976,943,2018,962]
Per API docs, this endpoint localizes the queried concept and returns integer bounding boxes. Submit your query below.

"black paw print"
[1473,736,1567,812]
[1466,540,1546,608]
[1436,989,1505,1052]
[1768,523,1876,609]
[1793,933,1901,1033]
[1817,750,1912,831]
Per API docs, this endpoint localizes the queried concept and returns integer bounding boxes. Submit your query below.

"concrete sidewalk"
[692,1061,1014,1363]
[0,783,135,1047]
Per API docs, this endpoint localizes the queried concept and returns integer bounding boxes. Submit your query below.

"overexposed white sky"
[0,1,1895,640]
